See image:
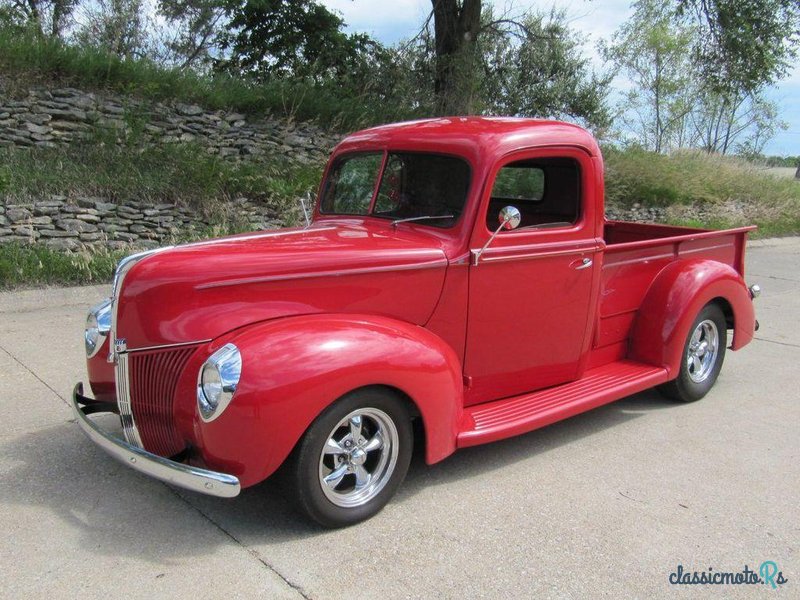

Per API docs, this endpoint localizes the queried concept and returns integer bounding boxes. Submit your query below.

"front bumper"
[71,383,241,498]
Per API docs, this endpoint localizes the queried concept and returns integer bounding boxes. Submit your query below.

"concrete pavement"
[0,239,798,599]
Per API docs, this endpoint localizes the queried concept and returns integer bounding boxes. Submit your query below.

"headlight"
[85,298,112,357]
[197,343,242,422]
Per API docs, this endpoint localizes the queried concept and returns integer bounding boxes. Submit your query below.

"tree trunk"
[431,0,482,115]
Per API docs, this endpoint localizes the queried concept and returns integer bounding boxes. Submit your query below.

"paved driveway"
[1,238,798,599]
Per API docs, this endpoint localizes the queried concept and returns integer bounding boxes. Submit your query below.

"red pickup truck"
[73,117,760,527]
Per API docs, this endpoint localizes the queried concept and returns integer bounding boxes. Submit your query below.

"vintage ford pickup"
[73,118,760,527]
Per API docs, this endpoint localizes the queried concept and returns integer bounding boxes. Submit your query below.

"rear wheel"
[291,388,412,528]
[658,303,727,402]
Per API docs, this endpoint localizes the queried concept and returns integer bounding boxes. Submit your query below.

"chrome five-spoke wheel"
[292,389,413,527]
[686,319,719,383]
[318,408,399,508]
[659,302,727,402]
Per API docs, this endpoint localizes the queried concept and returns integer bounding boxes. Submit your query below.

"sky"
[319,0,800,156]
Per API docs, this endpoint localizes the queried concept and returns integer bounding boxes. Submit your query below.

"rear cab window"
[486,158,581,231]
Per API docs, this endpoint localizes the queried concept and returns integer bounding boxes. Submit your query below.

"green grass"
[604,148,800,238]
[0,243,123,288]
[0,221,277,289]
[0,136,323,219]
[0,27,418,130]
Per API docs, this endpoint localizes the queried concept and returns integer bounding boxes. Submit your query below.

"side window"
[486,158,580,230]
[492,166,544,201]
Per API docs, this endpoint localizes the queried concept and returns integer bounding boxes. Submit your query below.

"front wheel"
[290,389,413,528]
[658,303,727,402]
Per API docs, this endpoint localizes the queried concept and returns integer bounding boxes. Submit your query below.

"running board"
[458,360,669,448]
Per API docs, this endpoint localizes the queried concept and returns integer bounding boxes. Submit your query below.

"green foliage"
[677,0,800,93]
[764,156,800,168]
[0,133,323,222]
[0,167,9,194]
[0,26,420,130]
[479,9,611,130]
[604,0,788,155]
[605,147,800,237]
[219,0,378,83]
[73,0,150,60]
[399,5,611,128]
[605,147,800,208]
[602,0,695,152]
[0,243,124,288]
[492,166,544,200]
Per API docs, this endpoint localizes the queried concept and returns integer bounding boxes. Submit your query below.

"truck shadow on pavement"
[0,389,678,556]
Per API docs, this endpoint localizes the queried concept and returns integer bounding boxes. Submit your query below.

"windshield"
[319,152,471,228]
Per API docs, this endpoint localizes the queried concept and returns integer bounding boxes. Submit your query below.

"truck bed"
[592,220,755,366]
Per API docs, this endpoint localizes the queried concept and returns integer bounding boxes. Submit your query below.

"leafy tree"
[480,8,611,130]
[74,0,150,59]
[692,90,785,156]
[400,4,610,128]
[602,0,694,152]
[0,0,77,36]
[677,0,800,93]
[218,0,379,83]
[158,0,226,70]
[604,0,787,155]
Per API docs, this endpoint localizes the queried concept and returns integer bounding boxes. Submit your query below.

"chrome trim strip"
[109,246,174,363]
[108,247,174,450]
[71,384,240,498]
[125,339,211,354]
[470,245,600,264]
[196,258,447,290]
[181,226,337,247]
[115,352,144,448]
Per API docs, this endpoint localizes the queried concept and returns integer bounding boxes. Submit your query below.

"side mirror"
[498,206,521,230]
[473,205,522,266]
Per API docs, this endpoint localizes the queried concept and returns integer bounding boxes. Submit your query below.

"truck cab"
[73,117,759,527]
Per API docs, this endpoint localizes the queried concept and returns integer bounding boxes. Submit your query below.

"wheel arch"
[194,314,463,488]
[630,259,755,377]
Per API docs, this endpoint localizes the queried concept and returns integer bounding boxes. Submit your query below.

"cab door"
[463,149,602,405]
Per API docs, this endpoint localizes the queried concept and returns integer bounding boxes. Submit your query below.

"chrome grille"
[115,352,144,447]
[128,346,195,457]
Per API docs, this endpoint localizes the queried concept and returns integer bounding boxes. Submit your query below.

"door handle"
[573,258,593,270]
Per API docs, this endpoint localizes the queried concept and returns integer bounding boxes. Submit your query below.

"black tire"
[658,303,727,402]
[290,388,413,528]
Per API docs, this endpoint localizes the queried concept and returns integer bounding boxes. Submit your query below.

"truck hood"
[115,221,449,350]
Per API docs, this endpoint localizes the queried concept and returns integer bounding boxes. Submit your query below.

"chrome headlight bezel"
[85,298,112,358]
[197,343,242,422]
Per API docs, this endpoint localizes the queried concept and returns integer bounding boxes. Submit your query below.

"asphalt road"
[1,238,798,599]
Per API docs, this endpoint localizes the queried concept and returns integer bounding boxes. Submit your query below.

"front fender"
[194,314,464,488]
[630,259,755,376]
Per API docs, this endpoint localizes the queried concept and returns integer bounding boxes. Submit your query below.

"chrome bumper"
[71,383,241,498]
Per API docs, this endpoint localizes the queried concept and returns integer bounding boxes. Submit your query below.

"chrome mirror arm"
[473,217,510,266]
[472,206,521,266]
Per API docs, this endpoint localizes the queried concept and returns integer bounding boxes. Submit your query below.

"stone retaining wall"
[0,86,339,162]
[0,196,282,252]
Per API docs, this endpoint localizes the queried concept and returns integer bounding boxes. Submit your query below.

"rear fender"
[630,259,755,376]
[194,314,464,487]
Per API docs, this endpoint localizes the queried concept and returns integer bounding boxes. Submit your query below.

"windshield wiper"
[390,215,454,227]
